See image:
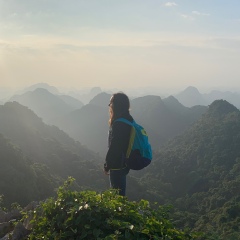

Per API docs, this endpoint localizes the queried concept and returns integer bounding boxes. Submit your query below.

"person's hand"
[104,169,110,175]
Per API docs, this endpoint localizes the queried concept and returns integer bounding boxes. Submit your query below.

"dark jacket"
[104,113,133,171]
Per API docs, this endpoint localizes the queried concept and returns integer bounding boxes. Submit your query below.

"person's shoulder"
[112,120,125,128]
[121,114,134,122]
[112,118,132,129]
[114,115,133,124]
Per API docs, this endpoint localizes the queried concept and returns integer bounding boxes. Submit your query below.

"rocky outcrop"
[0,209,21,223]
[0,222,14,238]
[0,201,38,240]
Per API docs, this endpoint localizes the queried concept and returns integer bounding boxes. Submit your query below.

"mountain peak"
[89,87,102,95]
[208,100,238,118]
[174,86,205,107]
[33,88,52,95]
[163,95,182,105]
[89,92,111,107]
[22,83,60,95]
[182,86,200,95]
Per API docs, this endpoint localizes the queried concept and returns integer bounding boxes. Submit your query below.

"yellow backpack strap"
[126,126,136,158]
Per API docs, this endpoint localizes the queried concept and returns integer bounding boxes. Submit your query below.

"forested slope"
[0,102,108,205]
[0,133,57,206]
[140,100,240,239]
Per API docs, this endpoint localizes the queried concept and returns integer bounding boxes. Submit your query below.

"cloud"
[192,11,210,16]
[3,30,239,53]
[180,14,194,21]
[164,2,177,7]
[179,10,210,21]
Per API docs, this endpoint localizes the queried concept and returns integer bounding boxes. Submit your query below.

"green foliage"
[28,178,198,240]
[0,133,58,207]
[11,202,22,210]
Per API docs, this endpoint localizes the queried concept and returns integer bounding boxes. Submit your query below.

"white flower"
[129,225,134,230]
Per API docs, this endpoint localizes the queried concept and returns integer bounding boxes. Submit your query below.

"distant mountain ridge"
[0,101,99,162]
[57,95,110,157]
[57,93,207,157]
[16,82,60,95]
[8,88,84,125]
[89,92,111,107]
[175,86,240,109]
[6,83,208,157]
[67,86,103,104]
[131,94,207,149]
[5,83,211,158]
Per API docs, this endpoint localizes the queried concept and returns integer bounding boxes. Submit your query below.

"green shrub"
[28,178,199,240]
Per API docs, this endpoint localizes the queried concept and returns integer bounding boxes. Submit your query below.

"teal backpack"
[115,118,152,170]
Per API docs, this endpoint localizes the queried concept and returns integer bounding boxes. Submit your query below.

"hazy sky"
[1,0,240,94]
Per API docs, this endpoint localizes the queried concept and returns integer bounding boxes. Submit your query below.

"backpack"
[115,118,152,170]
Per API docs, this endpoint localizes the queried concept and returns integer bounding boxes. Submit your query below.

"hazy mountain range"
[174,86,240,109]
[9,88,84,125]
[6,84,207,157]
[16,82,60,95]
[3,83,240,108]
[0,101,146,205]
[0,101,108,205]
[6,82,240,160]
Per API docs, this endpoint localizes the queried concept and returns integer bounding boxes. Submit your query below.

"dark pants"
[109,167,130,196]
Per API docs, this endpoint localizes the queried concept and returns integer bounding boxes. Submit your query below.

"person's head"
[108,92,130,126]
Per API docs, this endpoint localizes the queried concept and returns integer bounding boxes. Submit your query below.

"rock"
[0,210,21,223]
[0,222,14,238]
[11,222,30,240]
[0,234,10,240]
[22,201,38,230]
[5,210,21,222]
[0,211,7,223]
[0,202,38,239]
[23,212,34,230]
[23,201,38,212]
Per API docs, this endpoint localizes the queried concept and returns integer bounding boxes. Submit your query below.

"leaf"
[93,228,101,238]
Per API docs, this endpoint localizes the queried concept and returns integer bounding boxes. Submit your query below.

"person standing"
[104,92,133,196]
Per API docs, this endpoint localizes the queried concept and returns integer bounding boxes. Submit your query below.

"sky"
[0,0,240,95]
